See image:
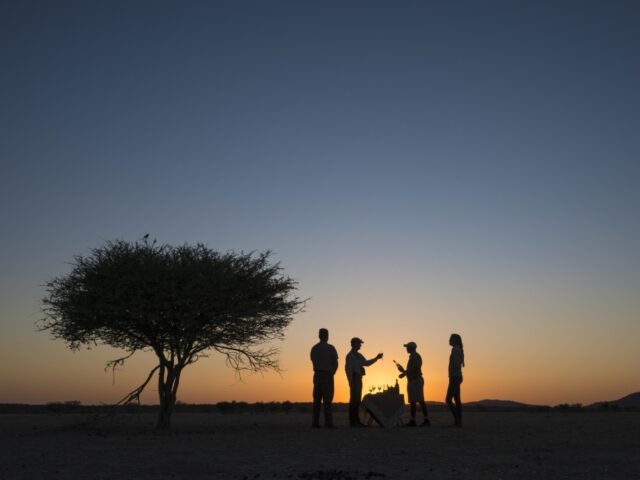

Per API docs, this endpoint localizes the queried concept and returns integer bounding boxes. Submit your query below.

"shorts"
[407,377,424,403]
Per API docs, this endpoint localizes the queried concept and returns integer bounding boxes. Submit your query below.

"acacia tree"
[40,238,304,428]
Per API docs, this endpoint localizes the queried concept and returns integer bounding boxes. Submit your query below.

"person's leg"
[324,373,335,427]
[445,379,457,423]
[348,380,358,425]
[312,373,322,427]
[416,378,429,425]
[454,378,462,425]
[404,401,417,426]
[419,400,430,424]
[353,377,363,425]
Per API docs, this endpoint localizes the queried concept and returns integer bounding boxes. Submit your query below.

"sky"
[1,0,639,406]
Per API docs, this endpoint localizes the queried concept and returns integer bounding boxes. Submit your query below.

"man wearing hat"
[396,341,430,426]
[310,328,339,428]
[345,337,383,427]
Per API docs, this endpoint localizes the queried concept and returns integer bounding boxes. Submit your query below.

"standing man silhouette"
[310,328,339,428]
[345,337,383,427]
[396,341,430,426]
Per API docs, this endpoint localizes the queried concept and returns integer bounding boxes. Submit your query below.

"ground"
[0,412,638,479]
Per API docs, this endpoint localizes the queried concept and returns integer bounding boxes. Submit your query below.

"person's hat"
[403,341,417,349]
[350,337,364,346]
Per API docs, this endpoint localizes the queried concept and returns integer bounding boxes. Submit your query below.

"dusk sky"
[1,0,639,406]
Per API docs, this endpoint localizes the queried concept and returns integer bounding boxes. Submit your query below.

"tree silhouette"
[40,238,304,428]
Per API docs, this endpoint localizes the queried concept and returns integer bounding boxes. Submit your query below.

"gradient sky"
[1,0,639,406]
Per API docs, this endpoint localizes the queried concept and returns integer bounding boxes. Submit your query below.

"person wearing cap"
[345,337,383,427]
[396,341,430,427]
[310,328,339,428]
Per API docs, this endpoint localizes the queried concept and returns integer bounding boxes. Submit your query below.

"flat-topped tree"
[40,238,304,428]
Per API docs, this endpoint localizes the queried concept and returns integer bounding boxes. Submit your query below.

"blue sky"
[1,1,639,404]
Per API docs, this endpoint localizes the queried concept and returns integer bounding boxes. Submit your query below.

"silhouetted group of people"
[310,329,465,428]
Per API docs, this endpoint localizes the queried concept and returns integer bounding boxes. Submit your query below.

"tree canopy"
[41,238,304,428]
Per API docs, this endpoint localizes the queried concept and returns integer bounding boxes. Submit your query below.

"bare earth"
[0,412,638,479]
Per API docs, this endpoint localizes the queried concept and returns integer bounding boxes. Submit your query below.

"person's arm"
[398,358,411,378]
[345,354,353,382]
[363,352,383,366]
[330,346,339,374]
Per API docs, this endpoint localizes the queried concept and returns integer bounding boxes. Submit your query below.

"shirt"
[345,351,367,383]
[310,341,338,374]
[404,352,423,381]
[449,346,464,378]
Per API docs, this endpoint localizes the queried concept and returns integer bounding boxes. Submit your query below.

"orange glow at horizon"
[3,295,638,407]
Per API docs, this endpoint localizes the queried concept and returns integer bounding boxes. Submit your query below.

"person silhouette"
[396,342,430,426]
[345,337,383,427]
[310,328,339,428]
[446,333,465,427]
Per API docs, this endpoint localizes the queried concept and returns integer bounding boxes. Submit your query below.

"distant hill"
[613,392,640,407]
[588,392,640,409]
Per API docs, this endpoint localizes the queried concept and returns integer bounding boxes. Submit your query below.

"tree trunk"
[157,391,174,429]
[156,364,181,429]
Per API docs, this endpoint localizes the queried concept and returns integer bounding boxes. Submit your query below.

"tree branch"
[104,350,137,385]
[213,344,282,379]
[114,365,161,406]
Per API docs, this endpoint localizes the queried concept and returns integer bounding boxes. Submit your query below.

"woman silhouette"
[446,333,465,426]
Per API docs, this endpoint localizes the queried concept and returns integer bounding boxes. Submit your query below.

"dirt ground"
[0,411,638,479]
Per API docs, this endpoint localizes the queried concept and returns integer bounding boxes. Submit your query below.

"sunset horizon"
[5,286,638,408]
[2,0,639,424]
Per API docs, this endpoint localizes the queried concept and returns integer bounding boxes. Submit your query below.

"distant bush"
[0,400,363,415]
[295,403,311,413]
[125,402,140,414]
[216,401,309,414]
[216,401,237,414]
[216,401,251,414]
[252,401,283,413]
[528,405,552,413]
[46,401,83,413]
[556,403,584,412]
[595,402,619,412]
